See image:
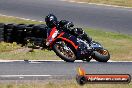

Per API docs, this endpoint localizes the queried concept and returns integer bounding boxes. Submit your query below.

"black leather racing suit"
[58,20,92,43]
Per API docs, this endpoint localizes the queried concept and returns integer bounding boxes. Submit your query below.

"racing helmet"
[45,14,58,28]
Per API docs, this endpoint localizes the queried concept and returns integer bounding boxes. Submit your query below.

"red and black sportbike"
[46,27,110,62]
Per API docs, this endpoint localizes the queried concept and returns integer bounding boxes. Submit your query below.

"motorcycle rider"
[45,14,92,43]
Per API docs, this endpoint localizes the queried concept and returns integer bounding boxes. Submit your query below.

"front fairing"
[90,41,103,50]
[46,27,59,46]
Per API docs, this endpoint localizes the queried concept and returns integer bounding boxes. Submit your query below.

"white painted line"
[30,20,37,21]
[108,61,132,62]
[0,60,132,63]
[60,0,67,1]
[0,75,52,77]
[39,21,44,23]
[0,60,84,62]
[23,18,30,21]
[77,2,87,4]
[88,3,132,9]
[0,60,24,62]
[60,0,132,9]
[0,75,67,79]
[69,0,76,3]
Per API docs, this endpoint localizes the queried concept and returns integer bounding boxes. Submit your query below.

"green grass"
[0,15,132,61]
[0,80,131,88]
[0,49,59,60]
[74,0,132,7]
[0,42,21,52]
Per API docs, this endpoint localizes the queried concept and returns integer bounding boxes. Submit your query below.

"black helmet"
[45,14,58,28]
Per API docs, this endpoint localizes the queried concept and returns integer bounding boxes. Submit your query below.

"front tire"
[53,41,76,62]
[93,49,110,62]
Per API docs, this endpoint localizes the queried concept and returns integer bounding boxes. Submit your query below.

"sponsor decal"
[76,67,131,85]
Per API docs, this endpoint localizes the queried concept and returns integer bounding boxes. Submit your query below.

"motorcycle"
[46,27,110,62]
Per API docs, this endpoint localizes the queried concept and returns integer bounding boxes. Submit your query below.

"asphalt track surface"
[0,61,132,80]
[0,0,132,34]
[0,0,132,80]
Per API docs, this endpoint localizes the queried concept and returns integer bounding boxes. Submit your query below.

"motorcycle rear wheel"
[93,49,110,62]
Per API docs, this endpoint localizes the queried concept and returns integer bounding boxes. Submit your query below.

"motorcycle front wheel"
[53,41,76,62]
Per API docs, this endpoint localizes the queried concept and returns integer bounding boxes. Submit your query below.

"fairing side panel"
[50,32,79,49]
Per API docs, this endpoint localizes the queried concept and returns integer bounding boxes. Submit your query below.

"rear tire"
[93,49,110,62]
